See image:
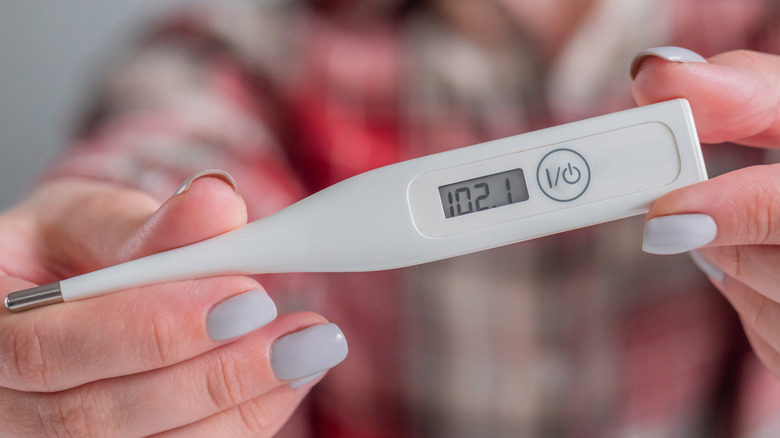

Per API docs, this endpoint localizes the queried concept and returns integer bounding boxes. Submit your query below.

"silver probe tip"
[5,283,64,313]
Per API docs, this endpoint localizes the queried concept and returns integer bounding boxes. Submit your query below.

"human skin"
[1,47,780,436]
[634,49,780,379]
[0,176,336,437]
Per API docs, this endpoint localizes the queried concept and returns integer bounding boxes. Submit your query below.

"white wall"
[0,0,189,209]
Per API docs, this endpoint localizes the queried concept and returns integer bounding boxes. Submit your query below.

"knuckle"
[0,321,57,391]
[205,353,250,412]
[39,390,119,438]
[749,293,770,331]
[738,176,780,244]
[731,245,745,279]
[753,195,775,245]
[728,245,756,285]
[236,397,276,434]
[143,311,181,367]
[12,327,47,388]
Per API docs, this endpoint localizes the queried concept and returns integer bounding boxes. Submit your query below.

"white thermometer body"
[6,99,707,310]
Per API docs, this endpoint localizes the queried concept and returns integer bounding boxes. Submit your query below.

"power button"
[536,148,590,201]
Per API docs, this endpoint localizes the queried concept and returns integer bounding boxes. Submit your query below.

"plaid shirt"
[48,1,780,436]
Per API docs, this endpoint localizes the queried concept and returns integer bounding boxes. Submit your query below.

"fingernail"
[174,169,238,196]
[642,214,717,255]
[207,290,277,341]
[689,250,726,283]
[272,323,348,381]
[290,371,327,389]
[630,46,707,79]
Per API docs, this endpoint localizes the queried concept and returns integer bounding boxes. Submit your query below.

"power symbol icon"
[537,148,591,202]
[562,163,581,185]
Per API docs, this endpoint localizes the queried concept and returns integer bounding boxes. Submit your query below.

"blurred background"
[0,0,186,209]
[1,0,773,210]
[3,1,780,437]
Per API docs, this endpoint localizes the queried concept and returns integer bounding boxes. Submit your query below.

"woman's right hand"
[0,172,347,437]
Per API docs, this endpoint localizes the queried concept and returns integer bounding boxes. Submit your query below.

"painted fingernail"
[290,371,327,389]
[642,214,717,255]
[207,290,277,341]
[689,250,726,283]
[272,323,348,381]
[174,169,238,196]
[630,46,707,79]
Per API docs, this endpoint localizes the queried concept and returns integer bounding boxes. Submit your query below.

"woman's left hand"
[633,47,780,377]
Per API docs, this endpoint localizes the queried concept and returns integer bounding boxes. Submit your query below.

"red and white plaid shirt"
[48,1,780,436]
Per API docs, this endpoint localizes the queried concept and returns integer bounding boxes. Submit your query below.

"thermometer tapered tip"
[5,283,64,313]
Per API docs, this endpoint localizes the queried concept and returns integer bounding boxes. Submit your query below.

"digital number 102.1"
[438,168,529,219]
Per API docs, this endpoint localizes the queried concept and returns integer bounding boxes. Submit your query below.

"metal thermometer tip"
[5,283,64,312]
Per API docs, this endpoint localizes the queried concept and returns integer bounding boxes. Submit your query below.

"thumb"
[118,170,248,263]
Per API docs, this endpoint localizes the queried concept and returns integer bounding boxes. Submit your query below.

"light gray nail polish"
[272,323,348,380]
[207,290,277,341]
[174,169,238,196]
[290,371,327,389]
[642,214,717,255]
[630,46,707,79]
[689,250,726,283]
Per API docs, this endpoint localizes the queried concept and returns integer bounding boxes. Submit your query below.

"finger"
[642,164,780,254]
[38,170,246,277]
[120,170,245,261]
[705,260,780,355]
[26,318,346,437]
[632,48,780,147]
[741,323,780,381]
[691,250,780,377]
[0,275,274,392]
[698,245,780,303]
[152,380,319,438]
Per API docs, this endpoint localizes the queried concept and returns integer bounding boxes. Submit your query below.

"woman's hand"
[0,172,347,437]
[632,47,780,378]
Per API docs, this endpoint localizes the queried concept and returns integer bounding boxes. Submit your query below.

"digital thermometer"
[6,99,707,312]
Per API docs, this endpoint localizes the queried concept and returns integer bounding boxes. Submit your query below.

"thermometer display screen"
[439,168,529,218]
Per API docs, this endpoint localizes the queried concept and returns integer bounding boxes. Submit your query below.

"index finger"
[632,48,780,147]
[0,275,273,393]
[642,163,780,253]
